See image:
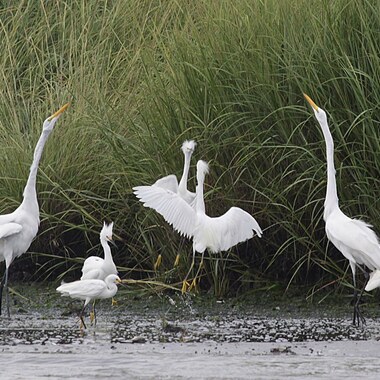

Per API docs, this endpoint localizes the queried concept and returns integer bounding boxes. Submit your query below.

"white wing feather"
[81,256,104,280]
[152,174,179,193]
[326,212,380,269]
[133,185,196,238]
[0,223,23,239]
[194,207,262,253]
[57,279,106,299]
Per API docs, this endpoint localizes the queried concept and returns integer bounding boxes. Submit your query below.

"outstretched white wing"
[0,222,23,239]
[194,207,262,253]
[133,185,196,239]
[152,174,179,193]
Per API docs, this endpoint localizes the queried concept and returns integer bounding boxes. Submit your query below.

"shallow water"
[1,289,380,379]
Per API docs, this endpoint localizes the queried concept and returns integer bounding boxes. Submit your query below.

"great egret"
[56,274,121,329]
[304,93,380,325]
[134,140,197,268]
[0,103,69,317]
[134,159,262,292]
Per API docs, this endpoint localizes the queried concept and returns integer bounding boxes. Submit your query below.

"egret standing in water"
[0,103,69,317]
[57,274,121,329]
[304,93,380,325]
[134,140,197,268]
[135,159,262,292]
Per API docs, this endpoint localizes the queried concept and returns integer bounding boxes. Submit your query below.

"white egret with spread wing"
[134,140,197,268]
[57,274,121,329]
[0,103,69,317]
[134,159,262,292]
[304,93,380,325]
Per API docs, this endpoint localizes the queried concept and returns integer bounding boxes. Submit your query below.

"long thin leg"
[182,246,196,293]
[354,272,369,326]
[90,300,97,327]
[350,261,365,326]
[79,303,87,330]
[190,250,205,291]
[0,270,6,316]
[4,267,10,318]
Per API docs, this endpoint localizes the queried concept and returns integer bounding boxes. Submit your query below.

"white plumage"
[81,222,117,280]
[134,159,262,290]
[57,274,120,328]
[133,139,197,206]
[0,103,69,317]
[304,94,380,325]
[57,274,120,306]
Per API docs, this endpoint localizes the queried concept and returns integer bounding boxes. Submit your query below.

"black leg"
[79,303,87,330]
[2,267,10,318]
[0,270,6,316]
[353,272,368,327]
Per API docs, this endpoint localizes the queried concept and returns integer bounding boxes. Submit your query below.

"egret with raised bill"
[304,93,380,325]
[0,103,69,317]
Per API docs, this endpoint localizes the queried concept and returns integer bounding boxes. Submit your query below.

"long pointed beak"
[303,93,319,111]
[48,102,70,121]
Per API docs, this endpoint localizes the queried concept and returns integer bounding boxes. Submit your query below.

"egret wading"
[0,103,69,317]
[304,93,380,325]
[57,274,121,329]
[134,159,262,292]
[133,140,197,268]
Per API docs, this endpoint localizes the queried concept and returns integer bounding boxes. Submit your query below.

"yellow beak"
[303,93,319,111]
[48,102,70,121]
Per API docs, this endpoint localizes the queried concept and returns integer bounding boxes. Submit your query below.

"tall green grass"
[1,0,380,296]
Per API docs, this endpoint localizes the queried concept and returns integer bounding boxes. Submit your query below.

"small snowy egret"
[81,222,118,322]
[304,93,380,325]
[81,222,117,280]
[134,159,262,292]
[56,274,121,329]
[134,140,197,268]
[0,103,69,317]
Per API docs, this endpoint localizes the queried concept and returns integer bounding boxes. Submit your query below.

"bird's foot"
[154,254,162,271]
[111,297,118,306]
[188,277,199,293]
[174,254,180,267]
[353,304,366,327]
[181,280,190,294]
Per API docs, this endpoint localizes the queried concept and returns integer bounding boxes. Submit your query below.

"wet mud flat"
[1,285,380,379]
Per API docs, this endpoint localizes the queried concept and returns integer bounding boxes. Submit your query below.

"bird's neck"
[101,239,113,263]
[321,121,339,219]
[178,152,191,193]
[195,175,206,214]
[104,281,118,297]
[21,130,50,212]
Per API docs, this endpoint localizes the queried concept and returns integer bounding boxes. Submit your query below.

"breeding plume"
[304,93,380,325]
[134,140,197,267]
[135,159,262,291]
[81,222,117,280]
[57,274,121,329]
[0,103,69,317]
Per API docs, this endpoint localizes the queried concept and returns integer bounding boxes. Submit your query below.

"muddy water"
[1,289,380,379]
